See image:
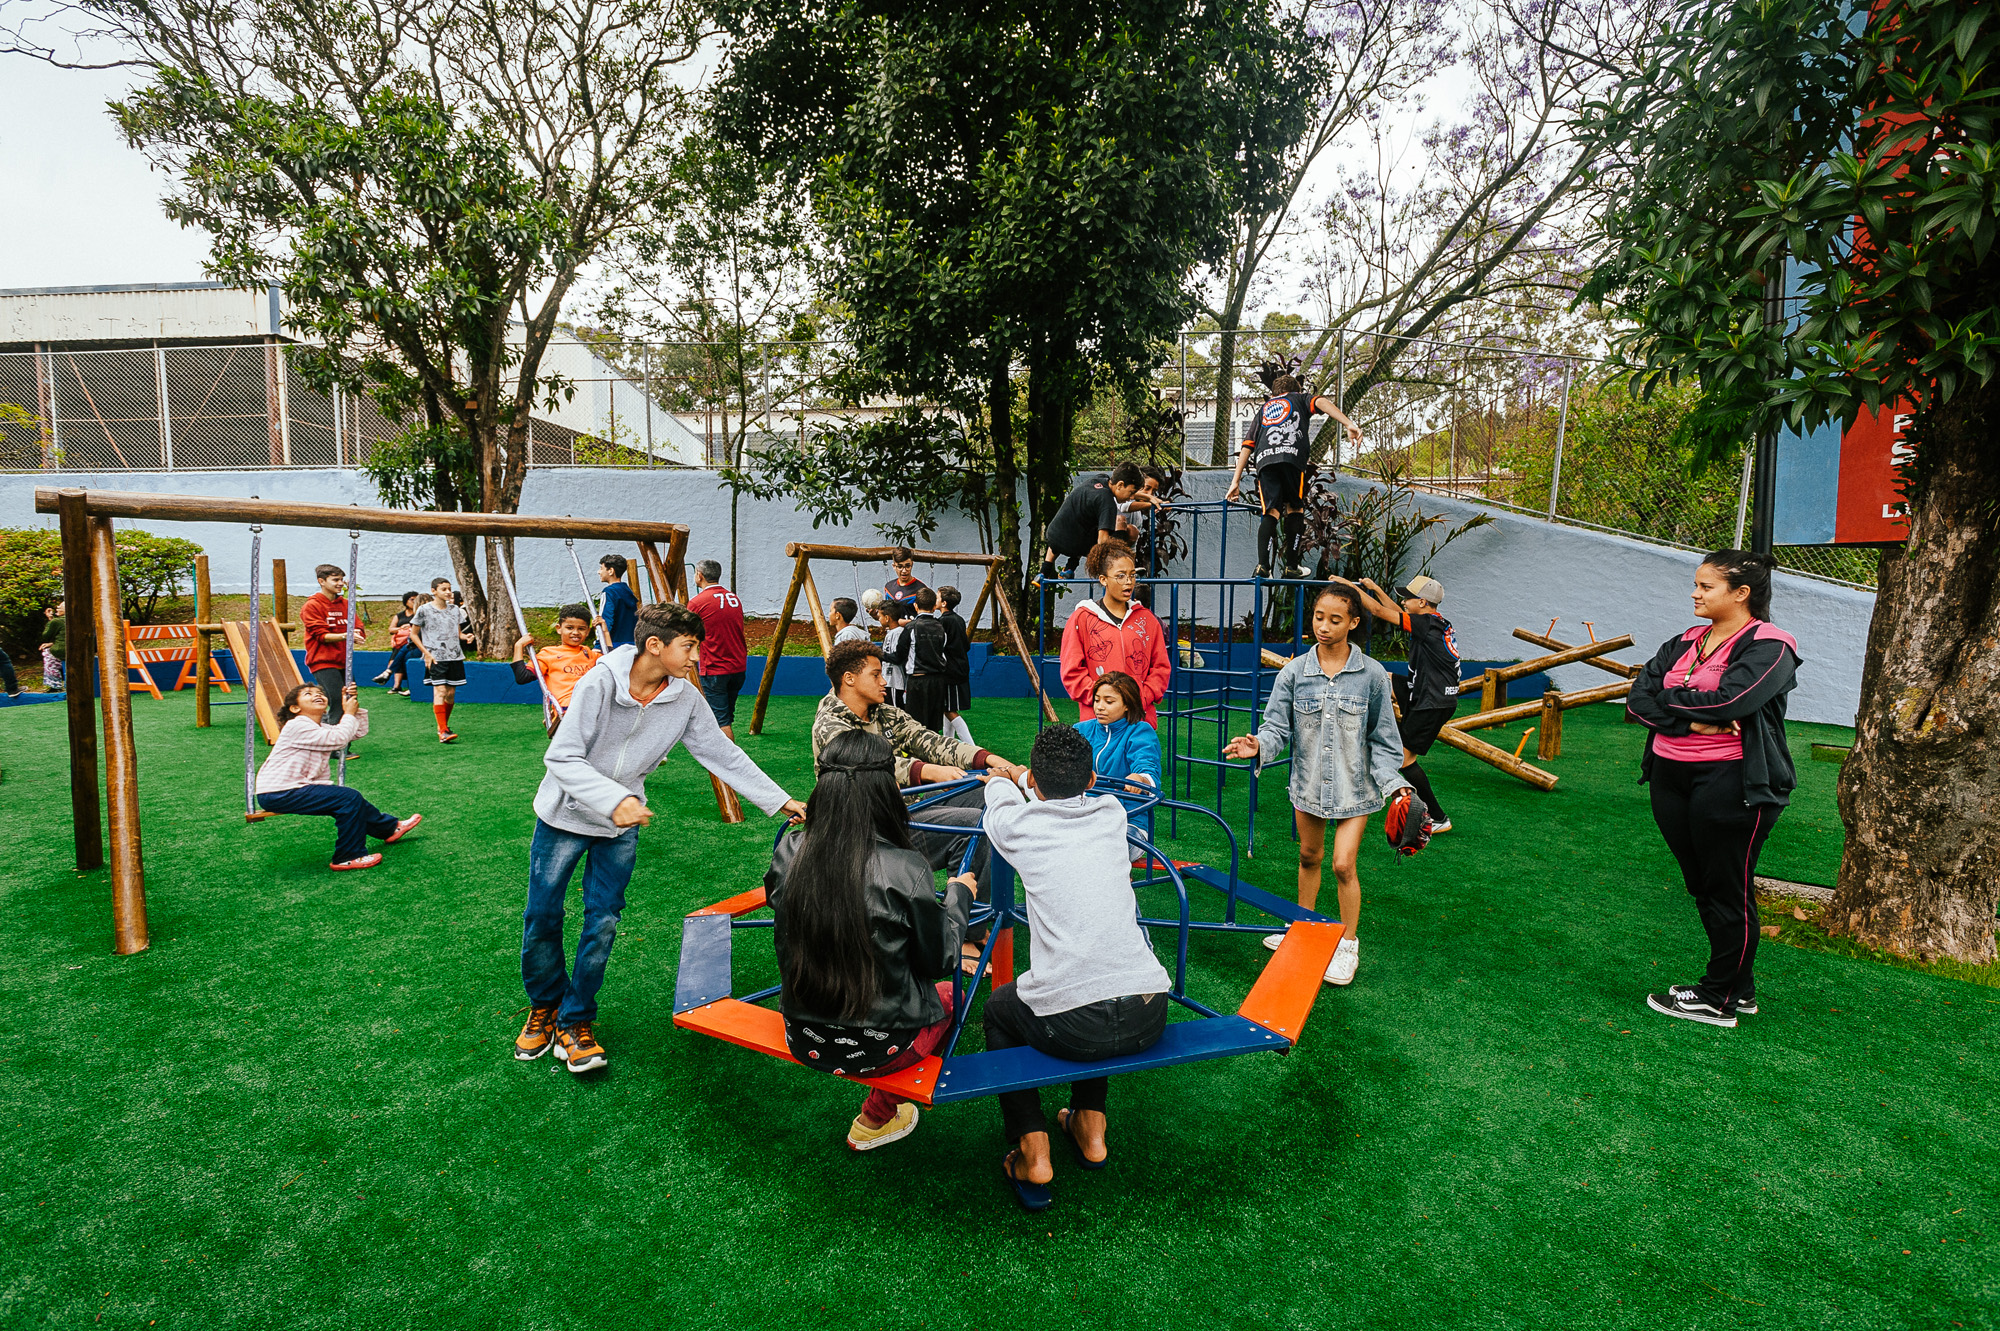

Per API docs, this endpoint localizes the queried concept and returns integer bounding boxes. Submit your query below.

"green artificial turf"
[0,691,1993,1330]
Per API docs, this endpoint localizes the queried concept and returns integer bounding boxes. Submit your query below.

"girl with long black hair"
[1627,549,1801,1028]
[766,730,976,1152]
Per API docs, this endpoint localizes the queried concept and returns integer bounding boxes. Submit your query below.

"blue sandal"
[1057,1109,1107,1170]
[1002,1150,1052,1212]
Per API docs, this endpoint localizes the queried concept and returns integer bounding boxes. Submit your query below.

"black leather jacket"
[1626,623,1801,807]
[766,829,971,1032]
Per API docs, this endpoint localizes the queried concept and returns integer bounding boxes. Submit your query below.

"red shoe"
[438,731,459,744]
[385,814,423,844]
[331,853,383,871]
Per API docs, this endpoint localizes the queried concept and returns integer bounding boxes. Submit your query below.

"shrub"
[0,527,206,658]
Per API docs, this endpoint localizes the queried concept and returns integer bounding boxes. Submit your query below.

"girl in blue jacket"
[1075,670,1163,795]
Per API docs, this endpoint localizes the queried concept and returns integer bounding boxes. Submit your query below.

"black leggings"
[982,984,1166,1143]
[1648,757,1781,1008]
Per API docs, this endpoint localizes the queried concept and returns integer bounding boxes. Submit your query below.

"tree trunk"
[1208,324,1240,466]
[988,362,1024,632]
[1827,381,2000,963]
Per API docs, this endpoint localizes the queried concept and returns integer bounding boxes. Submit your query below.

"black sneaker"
[1253,563,1272,578]
[1671,983,1755,1015]
[1647,991,1736,1028]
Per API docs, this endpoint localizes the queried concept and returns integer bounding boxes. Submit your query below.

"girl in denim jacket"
[1224,584,1407,986]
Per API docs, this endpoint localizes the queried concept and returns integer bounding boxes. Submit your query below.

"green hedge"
[0,527,205,659]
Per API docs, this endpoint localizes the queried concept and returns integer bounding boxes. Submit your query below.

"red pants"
[857,982,955,1124]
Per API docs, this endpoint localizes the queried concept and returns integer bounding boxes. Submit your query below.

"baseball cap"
[1401,576,1444,605]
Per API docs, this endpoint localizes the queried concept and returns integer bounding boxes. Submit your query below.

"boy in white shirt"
[980,724,1171,1211]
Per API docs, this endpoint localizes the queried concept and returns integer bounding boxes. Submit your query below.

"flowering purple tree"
[1292,0,1658,440]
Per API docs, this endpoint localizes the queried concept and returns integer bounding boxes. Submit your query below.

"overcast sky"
[0,58,213,287]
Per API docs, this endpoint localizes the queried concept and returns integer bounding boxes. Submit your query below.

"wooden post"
[749,550,810,736]
[800,568,833,655]
[57,489,103,871]
[991,575,1060,724]
[194,553,213,728]
[1479,668,1501,714]
[1538,689,1564,760]
[271,559,289,639]
[87,516,148,954]
[966,567,995,642]
[636,541,673,604]
[662,528,690,601]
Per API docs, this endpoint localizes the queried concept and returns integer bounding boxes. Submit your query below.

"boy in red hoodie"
[1059,540,1171,726]
[300,563,363,756]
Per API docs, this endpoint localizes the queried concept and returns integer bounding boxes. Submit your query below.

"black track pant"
[1648,757,1781,1009]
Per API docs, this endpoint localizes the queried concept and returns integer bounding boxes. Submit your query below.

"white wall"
[1163,471,1874,726]
[0,468,1000,620]
[0,465,1875,724]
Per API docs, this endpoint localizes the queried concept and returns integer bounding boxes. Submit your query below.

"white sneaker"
[1430,819,1453,834]
[1324,937,1360,985]
[1262,932,1285,952]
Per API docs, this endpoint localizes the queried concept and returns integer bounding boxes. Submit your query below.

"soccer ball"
[860,587,884,612]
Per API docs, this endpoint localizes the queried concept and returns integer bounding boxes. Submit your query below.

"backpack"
[1384,787,1431,857]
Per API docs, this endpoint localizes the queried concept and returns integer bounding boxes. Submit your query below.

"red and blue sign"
[1771,248,1910,546]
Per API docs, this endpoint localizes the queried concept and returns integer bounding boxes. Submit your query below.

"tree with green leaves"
[713,0,1315,606]
[13,0,705,652]
[1582,0,2000,962]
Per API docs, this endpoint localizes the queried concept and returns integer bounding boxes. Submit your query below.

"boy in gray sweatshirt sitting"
[515,602,807,1075]
[981,724,1171,1210]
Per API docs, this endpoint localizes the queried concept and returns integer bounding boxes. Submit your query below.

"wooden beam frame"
[39,488,695,956]
[748,541,1056,736]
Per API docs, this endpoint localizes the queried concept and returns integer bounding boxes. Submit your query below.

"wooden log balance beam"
[1457,633,1636,712]
[1448,679,1634,733]
[1513,626,1640,679]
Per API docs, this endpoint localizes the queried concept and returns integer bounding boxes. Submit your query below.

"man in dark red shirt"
[688,559,749,735]
[300,562,363,754]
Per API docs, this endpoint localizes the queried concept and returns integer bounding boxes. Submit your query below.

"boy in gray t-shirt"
[411,577,469,742]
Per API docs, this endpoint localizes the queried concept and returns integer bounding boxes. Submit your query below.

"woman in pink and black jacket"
[1058,540,1171,726]
[1626,549,1800,1030]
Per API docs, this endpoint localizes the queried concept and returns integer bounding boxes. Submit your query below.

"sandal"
[1057,1108,1107,1170]
[960,942,985,980]
[1001,1150,1052,1212]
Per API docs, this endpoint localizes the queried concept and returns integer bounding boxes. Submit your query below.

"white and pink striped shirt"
[256,712,371,794]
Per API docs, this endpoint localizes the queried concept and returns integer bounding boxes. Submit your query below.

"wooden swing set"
[37,486,695,956]
[746,541,1058,735]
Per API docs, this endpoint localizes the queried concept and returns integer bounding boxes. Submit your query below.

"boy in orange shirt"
[511,604,603,715]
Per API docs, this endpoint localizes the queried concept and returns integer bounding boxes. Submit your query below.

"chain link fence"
[1167,327,1880,590]
[0,331,1882,590]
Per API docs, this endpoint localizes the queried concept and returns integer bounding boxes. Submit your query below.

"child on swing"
[254,682,423,871]
[1223,584,1407,986]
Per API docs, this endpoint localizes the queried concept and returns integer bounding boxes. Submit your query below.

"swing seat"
[245,810,283,822]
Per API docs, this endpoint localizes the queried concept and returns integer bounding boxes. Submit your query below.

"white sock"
[951,716,975,745]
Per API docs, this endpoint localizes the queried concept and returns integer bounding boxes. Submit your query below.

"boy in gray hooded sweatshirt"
[514,601,806,1074]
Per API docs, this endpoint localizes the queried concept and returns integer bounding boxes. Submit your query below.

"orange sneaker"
[514,1004,559,1060]
[553,1022,607,1074]
[385,814,423,844]
[330,853,383,871]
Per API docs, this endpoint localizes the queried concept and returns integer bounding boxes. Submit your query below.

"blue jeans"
[256,784,399,863]
[522,819,639,1026]
[699,670,745,727]
[387,641,419,680]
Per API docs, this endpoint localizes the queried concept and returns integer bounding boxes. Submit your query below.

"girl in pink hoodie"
[1059,540,1171,726]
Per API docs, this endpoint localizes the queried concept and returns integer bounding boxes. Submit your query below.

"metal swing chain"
[564,537,613,654]
[338,528,357,787]
[493,535,561,725]
[244,526,262,817]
